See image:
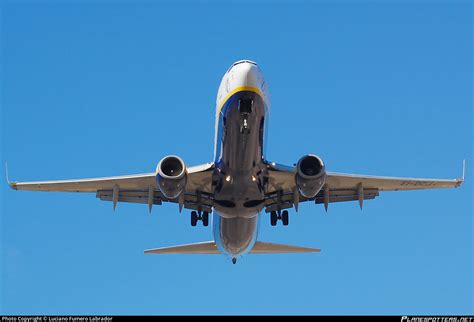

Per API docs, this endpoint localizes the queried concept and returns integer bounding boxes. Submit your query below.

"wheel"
[191,211,198,226]
[282,210,289,226]
[270,211,278,226]
[202,212,209,227]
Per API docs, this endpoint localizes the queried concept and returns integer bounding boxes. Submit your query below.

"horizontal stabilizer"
[144,241,219,254]
[250,241,320,253]
[144,241,320,255]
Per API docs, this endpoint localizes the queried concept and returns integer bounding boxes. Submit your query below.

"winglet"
[5,163,17,190]
[456,159,465,188]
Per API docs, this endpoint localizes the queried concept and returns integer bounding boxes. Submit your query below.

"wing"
[9,163,215,213]
[264,161,464,212]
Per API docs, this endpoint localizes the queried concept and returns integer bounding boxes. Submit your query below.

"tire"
[270,212,278,226]
[191,211,198,227]
[282,210,289,226]
[202,212,209,227]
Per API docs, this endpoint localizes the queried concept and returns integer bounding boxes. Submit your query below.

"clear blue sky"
[1,0,472,315]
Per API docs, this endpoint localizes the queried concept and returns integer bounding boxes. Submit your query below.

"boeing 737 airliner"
[9,60,464,264]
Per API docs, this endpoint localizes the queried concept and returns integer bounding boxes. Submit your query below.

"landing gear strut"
[270,210,289,226]
[191,211,209,227]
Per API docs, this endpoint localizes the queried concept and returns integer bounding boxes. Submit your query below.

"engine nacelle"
[296,154,327,198]
[156,155,187,199]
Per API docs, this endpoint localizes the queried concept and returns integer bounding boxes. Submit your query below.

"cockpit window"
[227,60,258,73]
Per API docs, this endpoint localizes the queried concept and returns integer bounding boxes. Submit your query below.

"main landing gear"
[191,211,209,227]
[270,210,289,226]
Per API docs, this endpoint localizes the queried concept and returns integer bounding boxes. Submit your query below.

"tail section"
[144,241,219,254]
[144,241,320,255]
[250,241,320,253]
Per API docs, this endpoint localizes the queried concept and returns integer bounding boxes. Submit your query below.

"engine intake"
[296,154,326,198]
[156,155,187,199]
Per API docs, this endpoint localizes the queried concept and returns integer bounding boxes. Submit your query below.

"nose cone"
[230,60,262,88]
[243,63,260,87]
[230,59,258,69]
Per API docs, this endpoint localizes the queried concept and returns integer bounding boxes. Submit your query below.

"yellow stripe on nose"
[217,86,264,114]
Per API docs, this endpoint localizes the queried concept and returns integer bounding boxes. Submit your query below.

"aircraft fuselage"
[212,61,270,258]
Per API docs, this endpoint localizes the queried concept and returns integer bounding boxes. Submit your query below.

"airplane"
[8,59,465,264]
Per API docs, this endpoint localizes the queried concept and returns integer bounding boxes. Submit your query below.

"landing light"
[251,176,257,182]
[226,175,232,182]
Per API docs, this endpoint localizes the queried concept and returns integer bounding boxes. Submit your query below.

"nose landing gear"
[232,258,237,264]
[270,210,289,226]
[190,211,209,227]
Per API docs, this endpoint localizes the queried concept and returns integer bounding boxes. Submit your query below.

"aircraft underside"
[212,90,267,257]
[8,59,464,264]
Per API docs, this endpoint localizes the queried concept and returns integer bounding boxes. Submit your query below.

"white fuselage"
[211,60,271,257]
[214,60,270,158]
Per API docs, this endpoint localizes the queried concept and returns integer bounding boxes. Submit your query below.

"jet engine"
[296,154,327,198]
[156,155,187,199]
